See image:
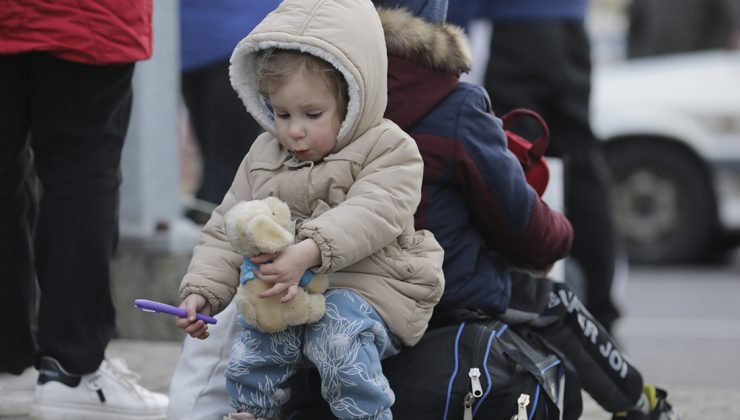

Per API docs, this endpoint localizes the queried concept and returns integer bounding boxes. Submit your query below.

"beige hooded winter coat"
[179,0,444,346]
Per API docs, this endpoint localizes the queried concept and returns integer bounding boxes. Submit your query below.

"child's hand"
[252,239,321,303]
[176,294,212,340]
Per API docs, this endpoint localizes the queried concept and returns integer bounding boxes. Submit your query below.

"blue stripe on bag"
[557,366,565,406]
[473,328,497,415]
[529,359,561,419]
[529,384,542,420]
[443,322,467,420]
[473,323,509,415]
[543,359,561,372]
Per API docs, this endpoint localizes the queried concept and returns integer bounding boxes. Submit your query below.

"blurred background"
[464,0,740,266]
[590,0,740,267]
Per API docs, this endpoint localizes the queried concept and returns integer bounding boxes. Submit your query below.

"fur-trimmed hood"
[377,6,472,75]
[229,0,387,152]
[379,6,472,130]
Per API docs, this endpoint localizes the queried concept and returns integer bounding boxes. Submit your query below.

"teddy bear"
[223,196,329,333]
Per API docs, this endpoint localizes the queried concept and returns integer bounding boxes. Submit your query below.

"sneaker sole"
[29,402,165,420]
[0,392,33,416]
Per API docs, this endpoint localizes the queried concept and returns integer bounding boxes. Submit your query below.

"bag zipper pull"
[469,367,483,397]
[463,392,475,420]
[511,393,530,420]
[463,368,483,420]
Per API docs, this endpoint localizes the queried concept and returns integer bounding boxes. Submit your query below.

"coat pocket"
[368,231,443,284]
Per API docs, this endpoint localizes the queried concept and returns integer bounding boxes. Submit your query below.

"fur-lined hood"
[229,0,387,152]
[377,6,472,74]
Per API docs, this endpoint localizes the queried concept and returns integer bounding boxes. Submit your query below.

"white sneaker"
[29,356,168,420]
[0,366,36,416]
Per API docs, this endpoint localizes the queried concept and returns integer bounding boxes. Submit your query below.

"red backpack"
[501,108,550,197]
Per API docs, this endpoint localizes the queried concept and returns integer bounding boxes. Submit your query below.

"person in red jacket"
[0,1,169,418]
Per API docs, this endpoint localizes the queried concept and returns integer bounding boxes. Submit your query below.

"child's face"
[270,69,342,162]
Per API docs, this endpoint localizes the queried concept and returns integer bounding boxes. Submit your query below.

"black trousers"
[485,20,620,331]
[181,59,262,205]
[0,53,134,375]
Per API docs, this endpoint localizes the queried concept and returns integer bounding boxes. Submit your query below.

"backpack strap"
[500,108,550,161]
[429,307,493,329]
[499,108,551,196]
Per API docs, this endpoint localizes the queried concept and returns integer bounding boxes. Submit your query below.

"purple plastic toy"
[134,299,217,324]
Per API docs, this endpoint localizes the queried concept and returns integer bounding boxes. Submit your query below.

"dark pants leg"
[505,272,643,412]
[0,53,135,375]
[485,21,620,331]
[181,59,262,205]
[0,54,37,374]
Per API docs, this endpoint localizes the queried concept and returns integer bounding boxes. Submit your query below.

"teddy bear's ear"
[224,201,266,255]
[263,196,292,230]
[247,215,294,253]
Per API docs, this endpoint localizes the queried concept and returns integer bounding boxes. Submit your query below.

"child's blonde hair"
[256,49,349,121]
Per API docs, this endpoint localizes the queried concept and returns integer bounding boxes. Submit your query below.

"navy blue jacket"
[180,0,280,71]
[447,0,587,29]
[380,8,573,315]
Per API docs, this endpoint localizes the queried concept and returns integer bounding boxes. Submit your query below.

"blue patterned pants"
[225,289,402,419]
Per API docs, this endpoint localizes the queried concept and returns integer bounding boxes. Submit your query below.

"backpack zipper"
[463,368,483,420]
[511,393,530,420]
[462,323,487,420]
[469,367,483,398]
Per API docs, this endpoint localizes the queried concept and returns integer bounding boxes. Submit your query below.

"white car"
[591,50,740,263]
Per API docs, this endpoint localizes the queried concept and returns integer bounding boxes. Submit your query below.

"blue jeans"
[225,289,402,419]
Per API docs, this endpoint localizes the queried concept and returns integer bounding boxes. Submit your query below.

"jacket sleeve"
[453,85,573,269]
[178,154,253,314]
[297,128,424,273]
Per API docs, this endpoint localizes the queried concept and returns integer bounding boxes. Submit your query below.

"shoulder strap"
[429,308,493,329]
[500,108,550,159]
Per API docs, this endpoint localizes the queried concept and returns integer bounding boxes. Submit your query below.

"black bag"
[285,312,582,419]
[383,318,572,420]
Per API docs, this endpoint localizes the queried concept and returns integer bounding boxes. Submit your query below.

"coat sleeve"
[178,154,254,314]
[453,85,573,269]
[297,128,424,273]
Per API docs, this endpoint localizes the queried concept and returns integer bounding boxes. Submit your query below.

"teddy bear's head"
[224,197,294,257]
